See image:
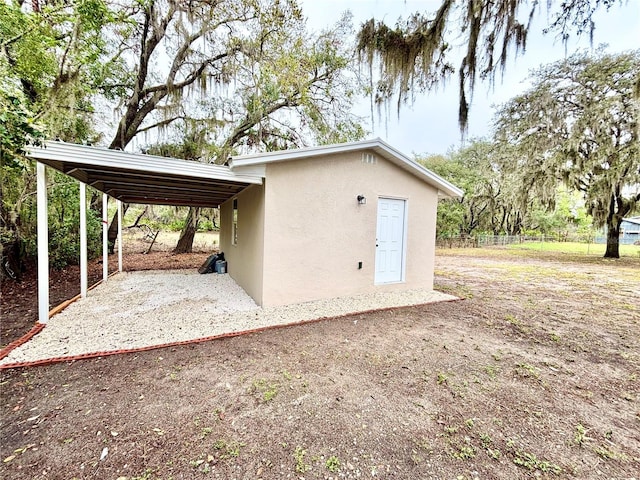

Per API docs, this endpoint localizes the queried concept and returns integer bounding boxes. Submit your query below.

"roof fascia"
[229,138,463,198]
[229,139,382,167]
[29,142,262,185]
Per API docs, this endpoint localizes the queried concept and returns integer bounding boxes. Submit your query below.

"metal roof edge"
[369,140,464,199]
[28,141,263,185]
[229,138,382,166]
[229,138,463,198]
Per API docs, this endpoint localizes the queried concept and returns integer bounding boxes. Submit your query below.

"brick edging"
[0,272,117,362]
[0,298,462,370]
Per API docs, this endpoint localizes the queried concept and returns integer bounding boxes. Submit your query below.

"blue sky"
[301,0,640,155]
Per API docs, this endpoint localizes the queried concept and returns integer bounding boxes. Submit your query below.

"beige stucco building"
[219,139,462,307]
[26,139,461,324]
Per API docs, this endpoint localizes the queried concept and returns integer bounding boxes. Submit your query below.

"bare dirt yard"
[1,248,639,479]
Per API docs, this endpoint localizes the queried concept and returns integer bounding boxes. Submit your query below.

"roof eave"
[229,138,464,199]
[29,142,263,185]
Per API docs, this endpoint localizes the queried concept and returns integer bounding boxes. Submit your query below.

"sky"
[301,0,640,156]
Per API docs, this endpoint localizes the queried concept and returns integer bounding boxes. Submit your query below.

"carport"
[28,141,263,325]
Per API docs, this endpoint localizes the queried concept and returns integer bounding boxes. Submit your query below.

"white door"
[375,198,406,283]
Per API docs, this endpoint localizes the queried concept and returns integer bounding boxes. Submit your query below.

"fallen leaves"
[3,444,37,463]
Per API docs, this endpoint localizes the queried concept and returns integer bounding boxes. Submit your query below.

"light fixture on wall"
[357,195,366,205]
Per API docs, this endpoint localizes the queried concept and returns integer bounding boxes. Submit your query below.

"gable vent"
[362,152,377,164]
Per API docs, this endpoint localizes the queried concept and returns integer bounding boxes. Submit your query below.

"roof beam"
[122,196,223,207]
[80,167,247,188]
[102,184,242,199]
[89,174,243,195]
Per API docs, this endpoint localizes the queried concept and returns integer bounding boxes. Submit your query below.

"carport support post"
[102,193,108,281]
[36,161,49,324]
[117,200,123,272]
[80,182,88,298]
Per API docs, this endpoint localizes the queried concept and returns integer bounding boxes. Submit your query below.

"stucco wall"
[260,150,438,306]
[219,184,265,305]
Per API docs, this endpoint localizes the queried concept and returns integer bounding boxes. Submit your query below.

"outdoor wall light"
[357,195,367,205]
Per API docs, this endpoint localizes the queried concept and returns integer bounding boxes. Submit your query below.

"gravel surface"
[1,270,456,365]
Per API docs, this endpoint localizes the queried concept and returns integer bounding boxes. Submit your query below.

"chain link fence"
[436,234,640,257]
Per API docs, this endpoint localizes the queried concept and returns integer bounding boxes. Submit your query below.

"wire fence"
[436,234,640,257]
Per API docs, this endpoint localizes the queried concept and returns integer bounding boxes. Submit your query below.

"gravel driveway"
[1,270,456,366]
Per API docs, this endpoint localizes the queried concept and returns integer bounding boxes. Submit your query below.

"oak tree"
[493,50,640,258]
[356,0,623,134]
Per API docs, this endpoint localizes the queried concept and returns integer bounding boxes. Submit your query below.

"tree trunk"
[107,203,129,254]
[1,239,24,282]
[131,206,148,227]
[602,189,636,259]
[89,191,101,213]
[604,217,621,259]
[173,206,200,254]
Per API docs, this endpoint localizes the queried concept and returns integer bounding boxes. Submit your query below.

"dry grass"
[1,249,639,479]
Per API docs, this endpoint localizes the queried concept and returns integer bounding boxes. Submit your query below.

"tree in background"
[1,0,121,271]
[420,140,539,237]
[417,154,467,237]
[356,0,625,134]
[1,0,116,142]
[93,0,362,253]
[169,12,364,253]
[420,138,597,239]
[493,50,640,258]
[0,73,43,279]
[528,188,593,239]
[2,0,364,263]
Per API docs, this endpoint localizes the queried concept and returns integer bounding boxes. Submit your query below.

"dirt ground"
[1,248,639,479]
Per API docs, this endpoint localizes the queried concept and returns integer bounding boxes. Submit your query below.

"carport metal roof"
[28,141,263,207]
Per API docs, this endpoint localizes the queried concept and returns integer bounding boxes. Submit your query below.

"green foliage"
[418,154,466,237]
[3,167,102,269]
[293,446,310,473]
[325,455,340,472]
[420,136,601,239]
[251,378,278,402]
[574,423,589,446]
[1,0,115,142]
[45,174,102,269]
[186,9,363,162]
[524,188,593,237]
[0,2,58,103]
[494,49,640,257]
[512,450,562,474]
[0,79,44,260]
[1,0,116,268]
[0,80,44,167]
[420,140,574,237]
[212,439,246,459]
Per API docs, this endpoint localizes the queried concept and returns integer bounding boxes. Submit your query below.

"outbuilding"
[27,138,461,324]
[221,138,462,306]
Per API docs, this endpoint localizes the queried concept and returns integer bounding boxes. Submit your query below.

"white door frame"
[375,196,408,284]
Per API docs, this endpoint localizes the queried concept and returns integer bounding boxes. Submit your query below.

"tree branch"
[136,115,188,134]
